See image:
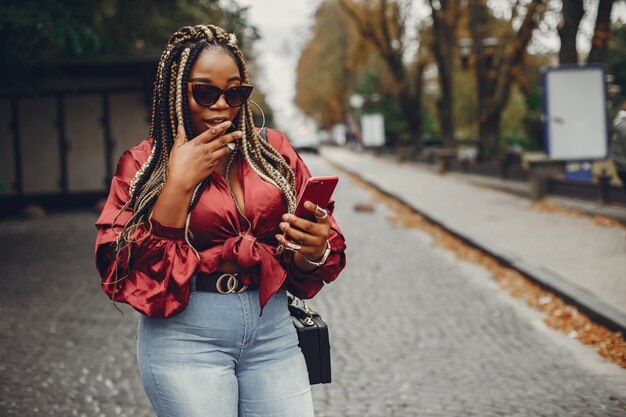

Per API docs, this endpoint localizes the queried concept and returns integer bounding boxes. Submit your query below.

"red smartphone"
[293,176,339,221]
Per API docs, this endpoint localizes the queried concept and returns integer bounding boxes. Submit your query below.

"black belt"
[195,272,258,294]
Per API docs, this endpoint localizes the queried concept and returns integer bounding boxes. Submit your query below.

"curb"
[327,155,626,338]
[359,149,626,223]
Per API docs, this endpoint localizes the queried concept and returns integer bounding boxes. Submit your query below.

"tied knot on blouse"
[221,232,286,288]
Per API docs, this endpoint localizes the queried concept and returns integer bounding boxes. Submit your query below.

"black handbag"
[287,294,332,385]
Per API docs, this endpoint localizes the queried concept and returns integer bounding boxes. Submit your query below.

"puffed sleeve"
[94,140,200,318]
[267,129,347,299]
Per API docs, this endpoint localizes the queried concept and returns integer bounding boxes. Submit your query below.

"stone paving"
[305,156,626,417]
[0,212,153,417]
[0,155,624,416]
[321,147,626,318]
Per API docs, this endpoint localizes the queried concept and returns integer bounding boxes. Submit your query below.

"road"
[0,154,624,417]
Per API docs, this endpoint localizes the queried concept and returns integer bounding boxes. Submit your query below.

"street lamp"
[458,38,473,69]
[458,35,501,161]
[349,94,365,109]
[481,37,500,50]
[481,37,500,68]
[458,37,501,69]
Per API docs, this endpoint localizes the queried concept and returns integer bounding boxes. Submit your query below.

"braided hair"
[111,25,297,279]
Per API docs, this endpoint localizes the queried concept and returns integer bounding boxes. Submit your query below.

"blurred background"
[1,0,626,214]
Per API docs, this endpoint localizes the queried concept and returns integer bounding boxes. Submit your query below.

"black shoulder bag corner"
[287,294,332,385]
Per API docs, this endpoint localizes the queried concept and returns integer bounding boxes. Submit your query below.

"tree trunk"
[388,54,423,146]
[558,0,585,64]
[398,86,422,148]
[399,63,425,151]
[469,0,546,161]
[469,0,492,160]
[430,0,458,148]
[479,109,502,161]
[337,0,423,146]
[587,0,614,64]
[437,70,454,147]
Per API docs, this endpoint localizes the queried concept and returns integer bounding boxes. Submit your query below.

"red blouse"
[95,129,346,318]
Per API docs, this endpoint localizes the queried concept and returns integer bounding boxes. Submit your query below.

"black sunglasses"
[188,84,253,107]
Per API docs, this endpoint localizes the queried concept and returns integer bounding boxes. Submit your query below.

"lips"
[203,117,229,129]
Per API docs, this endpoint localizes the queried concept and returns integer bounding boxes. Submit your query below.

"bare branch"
[337,0,387,55]
[587,0,615,63]
[494,0,547,112]
[380,0,394,53]
[511,0,522,23]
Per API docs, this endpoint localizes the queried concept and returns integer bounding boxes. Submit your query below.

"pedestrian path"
[321,146,626,329]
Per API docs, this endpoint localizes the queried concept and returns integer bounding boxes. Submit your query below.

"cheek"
[229,108,241,124]
[189,101,206,133]
[188,97,201,120]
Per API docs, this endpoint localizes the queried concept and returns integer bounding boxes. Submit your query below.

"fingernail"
[280,222,288,230]
[287,241,301,250]
[282,214,290,221]
[223,121,232,127]
[235,131,243,138]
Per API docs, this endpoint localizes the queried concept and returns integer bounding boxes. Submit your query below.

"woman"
[94,24,346,417]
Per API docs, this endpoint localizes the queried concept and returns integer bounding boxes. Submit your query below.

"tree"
[557,0,616,65]
[558,0,585,64]
[468,0,547,160]
[0,0,256,92]
[355,58,417,143]
[587,0,615,63]
[295,1,355,129]
[338,0,425,146]
[428,0,464,148]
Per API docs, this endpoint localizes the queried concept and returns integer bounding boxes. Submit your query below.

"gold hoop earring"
[250,100,266,130]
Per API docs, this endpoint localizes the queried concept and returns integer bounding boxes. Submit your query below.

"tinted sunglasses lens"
[192,85,221,106]
[225,86,253,107]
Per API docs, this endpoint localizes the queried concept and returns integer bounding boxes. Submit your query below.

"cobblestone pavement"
[0,154,625,417]
[0,211,152,417]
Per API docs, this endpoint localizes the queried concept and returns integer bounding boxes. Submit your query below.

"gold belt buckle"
[215,273,248,294]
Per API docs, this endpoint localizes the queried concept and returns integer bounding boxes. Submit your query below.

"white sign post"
[360,113,385,147]
[541,65,609,160]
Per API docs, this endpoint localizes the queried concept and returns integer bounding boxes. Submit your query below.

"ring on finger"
[286,241,302,251]
[226,142,236,151]
[315,205,328,219]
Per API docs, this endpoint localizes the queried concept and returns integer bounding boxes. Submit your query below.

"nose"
[210,93,230,109]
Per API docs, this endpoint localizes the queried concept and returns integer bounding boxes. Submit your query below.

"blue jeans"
[137,281,314,417]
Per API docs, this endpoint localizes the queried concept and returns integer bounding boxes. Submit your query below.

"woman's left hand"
[275,201,331,264]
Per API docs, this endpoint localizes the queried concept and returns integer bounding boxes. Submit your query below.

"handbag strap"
[288,293,315,326]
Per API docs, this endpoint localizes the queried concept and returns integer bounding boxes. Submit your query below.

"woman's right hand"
[167,122,243,191]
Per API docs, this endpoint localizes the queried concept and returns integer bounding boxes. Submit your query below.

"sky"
[236,0,322,137]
